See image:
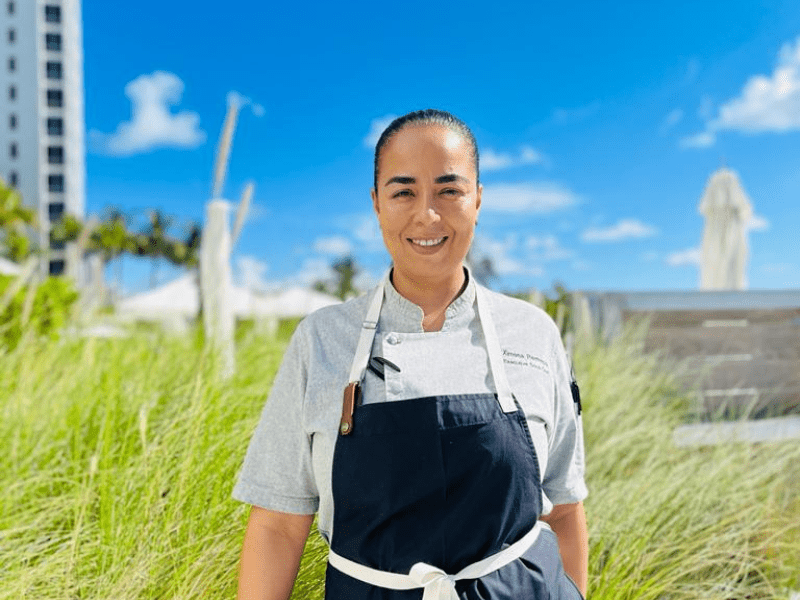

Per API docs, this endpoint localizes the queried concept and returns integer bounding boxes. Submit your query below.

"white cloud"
[520,146,544,164]
[682,36,800,148]
[713,38,800,132]
[481,145,547,171]
[659,109,684,133]
[470,234,575,283]
[363,114,398,148]
[475,235,525,275]
[524,235,573,261]
[314,235,352,256]
[89,71,206,156]
[235,255,270,292]
[581,219,658,242]
[680,131,716,148]
[353,213,381,244]
[227,90,265,117]
[245,201,270,223]
[292,257,335,287]
[481,182,579,214]
[666,247,701,267]
[747,213,770,231]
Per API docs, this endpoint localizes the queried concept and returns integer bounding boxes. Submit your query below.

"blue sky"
[82,0,800,295]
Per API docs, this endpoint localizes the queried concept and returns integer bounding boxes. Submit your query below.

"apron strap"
[474,285,517,413]
[347,272,387,385]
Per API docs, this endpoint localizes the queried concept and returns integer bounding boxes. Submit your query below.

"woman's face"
[371,124,481,286]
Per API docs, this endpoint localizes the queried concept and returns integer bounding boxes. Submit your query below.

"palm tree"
[89,209,131,295]
[140,210,173,289]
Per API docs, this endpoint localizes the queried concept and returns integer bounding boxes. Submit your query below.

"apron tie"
[328,521,545,600]
[409,563,459,600]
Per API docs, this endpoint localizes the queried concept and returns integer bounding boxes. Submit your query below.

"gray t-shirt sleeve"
[541,323,588,506]
[232,323,319,515]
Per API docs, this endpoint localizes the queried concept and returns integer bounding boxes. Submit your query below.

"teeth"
[412,237,446,247]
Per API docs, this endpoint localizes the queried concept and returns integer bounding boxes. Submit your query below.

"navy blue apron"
[325,274,583,599]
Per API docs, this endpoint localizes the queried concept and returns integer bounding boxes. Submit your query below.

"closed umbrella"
[698,168,753,290]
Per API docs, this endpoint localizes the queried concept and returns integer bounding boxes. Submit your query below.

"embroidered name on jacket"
[502,349,550,373]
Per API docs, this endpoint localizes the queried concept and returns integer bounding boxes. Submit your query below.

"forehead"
[378,124,475,181]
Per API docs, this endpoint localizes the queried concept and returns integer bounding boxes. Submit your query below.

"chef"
[234,109,589,599]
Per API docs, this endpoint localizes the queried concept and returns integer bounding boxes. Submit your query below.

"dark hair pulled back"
[372,109,480,190]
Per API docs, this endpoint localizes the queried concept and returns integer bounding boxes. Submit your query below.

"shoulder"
[291,291,371,354]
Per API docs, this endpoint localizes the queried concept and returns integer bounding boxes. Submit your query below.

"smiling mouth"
[409,237,447,247]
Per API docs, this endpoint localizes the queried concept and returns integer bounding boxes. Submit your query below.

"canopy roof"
[117,273,340,319]
[0,257,21,276]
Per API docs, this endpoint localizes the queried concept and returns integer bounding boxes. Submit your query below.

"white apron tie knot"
[327,521,545,598]
[409,562,459,600]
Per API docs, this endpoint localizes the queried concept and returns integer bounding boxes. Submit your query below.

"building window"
[48,174,64,192]
[9,142,17,159]
[46,61,62,80]
[44,5,60,23]
[7,2,14,16]
[8,57,15,72]
[8,28,15,43]
[48,146,63,164]
[50,238,65,251]
[9,171,17,186]
[49,260,65,276]
[47,118,63,135]
[48,202,65,222]
[8,85,16,101]
[9,114,17,129]
[45,33,61,51]
[47,89,63,107]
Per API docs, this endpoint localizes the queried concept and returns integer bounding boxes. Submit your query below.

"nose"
[413,189,441,225]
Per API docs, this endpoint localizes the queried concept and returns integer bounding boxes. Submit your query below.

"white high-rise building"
[0,0,85,279]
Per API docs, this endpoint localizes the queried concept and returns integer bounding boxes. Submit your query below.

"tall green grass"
[1,325,798,599]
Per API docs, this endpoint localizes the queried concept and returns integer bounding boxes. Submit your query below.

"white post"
[200,200,235,378]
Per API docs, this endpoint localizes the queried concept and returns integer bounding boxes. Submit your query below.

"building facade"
[0,0,85,279]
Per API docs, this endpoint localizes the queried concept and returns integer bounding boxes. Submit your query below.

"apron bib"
[325,273,583,600]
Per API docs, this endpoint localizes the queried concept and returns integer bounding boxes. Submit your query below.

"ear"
[371,187,380,215]
[475,183,482,221]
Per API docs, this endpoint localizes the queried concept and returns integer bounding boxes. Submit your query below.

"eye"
[391,189,413,198]
[440,188,461,196]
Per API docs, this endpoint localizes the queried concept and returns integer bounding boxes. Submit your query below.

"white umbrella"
[698,168,753,290]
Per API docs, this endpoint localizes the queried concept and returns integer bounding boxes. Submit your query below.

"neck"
[391,266,467,332]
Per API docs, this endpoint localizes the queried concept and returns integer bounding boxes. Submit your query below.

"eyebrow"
[384,173,471,187]
[435,174,470,184]
[384,176,415,186]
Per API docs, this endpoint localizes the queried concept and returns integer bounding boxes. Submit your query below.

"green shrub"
[0,274,78,350]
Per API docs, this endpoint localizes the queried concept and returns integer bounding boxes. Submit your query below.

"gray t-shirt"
[233,276,588,543]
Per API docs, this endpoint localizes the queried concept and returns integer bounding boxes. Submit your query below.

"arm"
[238,506,314,600]
[540,501,588,596]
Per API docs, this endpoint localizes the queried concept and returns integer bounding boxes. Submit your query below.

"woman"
[234,109,588,599]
